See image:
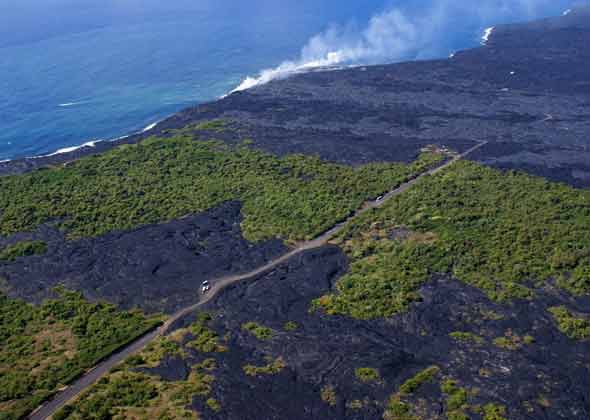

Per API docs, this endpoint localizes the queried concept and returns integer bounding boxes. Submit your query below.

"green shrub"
[549,306,590,340]
[242,322,274,341]
[0,241,47,262]
[243,357,286,376]
[383,397,417,420]
[283,321,298,331]
[492,330,534,350]
[449,332,484,345]
[355,367,381,383]
[321,385,337,406]
[398,366,440,395]
[187,314,226,353]
[483,403,507,420]
[207,397,221,412]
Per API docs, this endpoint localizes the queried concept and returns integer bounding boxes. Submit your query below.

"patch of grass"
[493,330,535,350]
[206,397,221,412]
[382,366,440,418]
[243,356,286,377]
[320,385,337,406]
[137,338,184,368]
[242,322,274,341]
[187,313,227,353]
[313,161,590,319]
[398,366,440,395]
[193,119,229,132]
[449,331,484,345]
[441,378,470,418]
[383,397,418,420]
[355,367,381,384]
[548,306,590,340]
[0,134,440,243]
[0,288,162,419]
[0,241,47,262]
[483,403,508,420]
[283,321,298,331]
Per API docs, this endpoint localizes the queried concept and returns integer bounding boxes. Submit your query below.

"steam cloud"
[232,0,570,93]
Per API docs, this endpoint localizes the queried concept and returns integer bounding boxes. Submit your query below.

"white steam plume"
[232,9,426,92]
[232,0,572,93]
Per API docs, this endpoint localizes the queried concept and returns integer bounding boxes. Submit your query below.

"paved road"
[29,141,485,420]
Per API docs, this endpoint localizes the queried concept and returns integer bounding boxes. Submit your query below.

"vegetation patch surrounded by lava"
[0,133,442,243]
[0,240,47,262]
[313,161,590,319]
[54,312,226,420]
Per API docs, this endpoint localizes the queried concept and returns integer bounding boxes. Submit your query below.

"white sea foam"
[58,101,86,108]
[17,122,152,162]
[481,26,495,45]
[142,122,158,132]
[42,140,99,157]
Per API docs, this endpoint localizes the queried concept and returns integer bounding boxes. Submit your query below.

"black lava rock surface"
[0,201,286,313]
[169,245,590,420]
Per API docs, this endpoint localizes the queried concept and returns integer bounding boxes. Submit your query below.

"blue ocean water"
[0,0,575,160]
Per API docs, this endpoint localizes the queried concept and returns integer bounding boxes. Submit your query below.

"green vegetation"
[441,379,471,420]
[355,367,381,384]
[483,403,508,420]
[193,119,228,132]
[0,134,440,243]
[449,331,484,345]
[241,321,274,341]
[0,289,162,419]
[187,313,227,353]
[313,161,590,319]
[56,316,227,419]
[0,240,47,262]
[549,306,590,340]
[243,356,286,377]
[283,321,298,331]
[398,366,440,395]
[382,370,510,420]
[383,366,439,420]
[320,385,337,406]
[207,398,221,412]
[55,365,213,419]
[493,330,535,350]
[383,398,418,420]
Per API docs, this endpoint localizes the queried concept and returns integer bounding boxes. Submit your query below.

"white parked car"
[201,281,211,293]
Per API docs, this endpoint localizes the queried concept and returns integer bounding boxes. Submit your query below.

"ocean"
[0,0,575,161]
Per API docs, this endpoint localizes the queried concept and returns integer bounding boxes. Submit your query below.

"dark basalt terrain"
[0,201,285,313]
[160,245,590,420]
